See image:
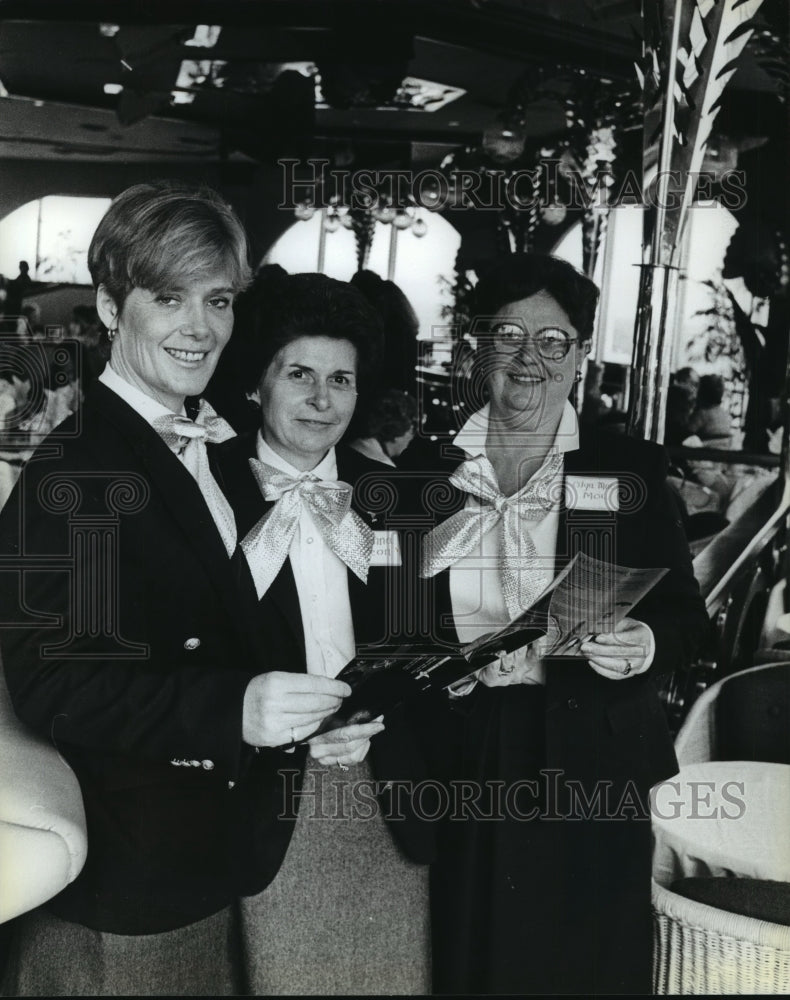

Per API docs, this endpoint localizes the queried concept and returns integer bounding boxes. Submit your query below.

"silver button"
[306,536,314,544]
[184,637,201,651]
[201,760,214,771]
[228,780,236,790]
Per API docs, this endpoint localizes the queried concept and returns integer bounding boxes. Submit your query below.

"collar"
[348,437,396,467]
[453,400,580,459]
[255,431,339,481]
[99,363,185,425]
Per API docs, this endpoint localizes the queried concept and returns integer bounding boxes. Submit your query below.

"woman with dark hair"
[419,253,708,994]
[350,269,420,395]
[213,270,433,995]
[0,182,351,995]
[349,388,418,466]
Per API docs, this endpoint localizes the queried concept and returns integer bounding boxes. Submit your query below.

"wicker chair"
[653,662,790,994]
[653,880,790,995]
[673,661,790,767]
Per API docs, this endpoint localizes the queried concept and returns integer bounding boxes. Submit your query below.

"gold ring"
[338,761,349,772]
[623,661,632,675]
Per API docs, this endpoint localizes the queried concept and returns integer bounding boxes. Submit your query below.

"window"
[264,211,461,341]
[0,196,111,284]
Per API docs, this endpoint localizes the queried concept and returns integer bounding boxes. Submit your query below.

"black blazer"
[0,382,269,934]
[417,428,710,795]
[213,434,437,889]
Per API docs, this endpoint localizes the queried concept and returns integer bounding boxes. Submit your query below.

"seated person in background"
[348,388,418,467]
[673,365,700,406]
[15,303,43,339]
[688,374,733,449]
[665,383,697,448]
[580,360,611,426]
[68,303,110,387]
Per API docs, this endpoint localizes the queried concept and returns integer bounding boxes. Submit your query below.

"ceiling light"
[185,25,222,48]
[99,24,120,38]
[175,60,226,90]
[103,83,123,95]
[171,91,195,105]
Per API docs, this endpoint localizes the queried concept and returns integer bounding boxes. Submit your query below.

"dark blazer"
[213,433,437,889]
[0,382,268,934]
[420,428,710,794]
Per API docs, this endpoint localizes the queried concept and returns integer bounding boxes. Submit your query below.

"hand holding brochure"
[307,553,667,738]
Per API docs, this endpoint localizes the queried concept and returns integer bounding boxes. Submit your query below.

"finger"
[284,719,323,744]
[588,655,642,675]
[588,660,632,680]
[278,692,348,714]
[284,674,352,698]
[276,709,342,731]
[343,743,370,765]
[309,736,373,757]
[310,722,384,745]
[580,640,648,659]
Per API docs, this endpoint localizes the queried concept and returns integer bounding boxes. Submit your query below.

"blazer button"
[567,697,579,710]
[184,637,201,651]
[201,760,214,770]
[228,780,236,790]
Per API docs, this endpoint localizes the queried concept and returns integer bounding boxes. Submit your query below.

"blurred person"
[350,269,419,396]
[688,373,733,449]
[5,260,33,317]
[348,388,418,466]
[68,303,110,387]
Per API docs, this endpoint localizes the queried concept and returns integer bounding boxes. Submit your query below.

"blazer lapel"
[212,431,304,651]
[89,384,246,637]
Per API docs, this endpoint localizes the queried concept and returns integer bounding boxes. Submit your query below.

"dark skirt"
[430,685,654,996]
[238,757,431,995]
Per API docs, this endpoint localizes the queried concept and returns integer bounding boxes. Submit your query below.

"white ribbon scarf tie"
[242,458,374,599]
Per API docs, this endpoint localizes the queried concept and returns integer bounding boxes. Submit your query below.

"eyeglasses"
[478,320,578,361]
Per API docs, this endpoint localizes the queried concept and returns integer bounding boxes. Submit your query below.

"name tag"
[370,530,402,567]
[565,475,619,511]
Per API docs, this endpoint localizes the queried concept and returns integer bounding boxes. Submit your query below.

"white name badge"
[370,530,402,567]
[565,475,620,512]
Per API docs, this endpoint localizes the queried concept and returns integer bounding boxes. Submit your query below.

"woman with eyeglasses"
[419,253,708,994]
[212,271,433,996]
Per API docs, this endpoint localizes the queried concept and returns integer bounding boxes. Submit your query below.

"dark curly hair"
[228,268,384,395]
[472,253,599,342]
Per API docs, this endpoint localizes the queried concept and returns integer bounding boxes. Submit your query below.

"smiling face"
[96,273,235,411]
[486,289,586,435]
[259,335,358,471]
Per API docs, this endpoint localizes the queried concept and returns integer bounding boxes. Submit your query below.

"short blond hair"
[88,180,251,308]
